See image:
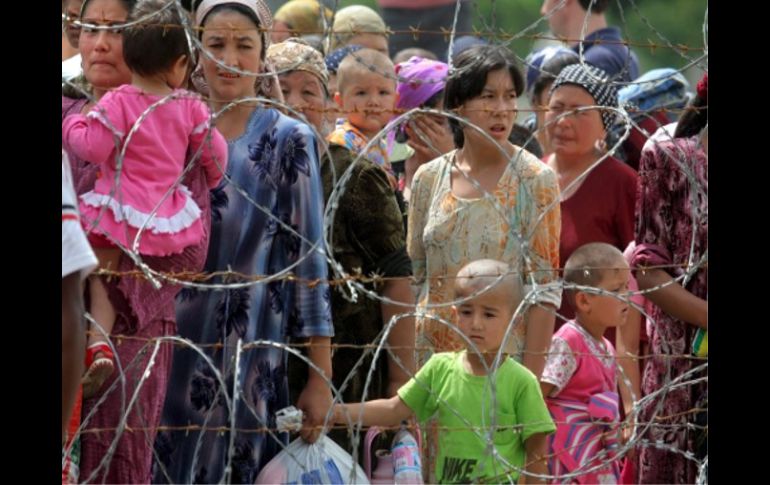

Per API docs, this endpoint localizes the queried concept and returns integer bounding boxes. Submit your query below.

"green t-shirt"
[398,351,555,483]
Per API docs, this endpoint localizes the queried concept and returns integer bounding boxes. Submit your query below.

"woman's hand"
[296,336,333,443]
[296,377,333,444]
[406,115,454,161]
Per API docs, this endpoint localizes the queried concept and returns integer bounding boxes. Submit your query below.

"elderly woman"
[523,46,580,156]
[267,39,416,455]
[543,63,638,335]
[154,2,333,483]
[266,39,330,138]
[61,0,214,482]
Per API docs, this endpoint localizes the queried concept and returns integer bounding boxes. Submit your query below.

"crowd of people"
[61,0,707,483]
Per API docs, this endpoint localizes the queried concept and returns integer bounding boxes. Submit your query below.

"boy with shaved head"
[332,259,554,484]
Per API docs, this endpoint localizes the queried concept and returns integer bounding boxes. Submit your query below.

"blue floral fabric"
[153,107,333,484]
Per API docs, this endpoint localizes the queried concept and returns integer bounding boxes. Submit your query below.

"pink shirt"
[542,320,617,401]
[62,85,227,256]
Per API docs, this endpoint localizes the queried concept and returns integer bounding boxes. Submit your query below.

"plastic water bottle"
[391,423,423,484]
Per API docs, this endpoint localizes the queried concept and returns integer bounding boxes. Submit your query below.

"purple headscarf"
[395,56,449,111]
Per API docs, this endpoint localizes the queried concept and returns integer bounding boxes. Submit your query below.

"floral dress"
[153,107,333,484]
[632,135,707,484]
[407,148,562,365]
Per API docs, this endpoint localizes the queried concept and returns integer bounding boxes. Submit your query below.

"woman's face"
[534,81,552,135]
[277,70,326,133]
[63,0,84,49]
[457,68,517,147]
[78,0,132,93]
[200,9,263,102]
[545,84,606,160]
[532,81,554,153]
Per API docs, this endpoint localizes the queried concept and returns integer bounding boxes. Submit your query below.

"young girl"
[62,0,227,398]
[540,243,630,484]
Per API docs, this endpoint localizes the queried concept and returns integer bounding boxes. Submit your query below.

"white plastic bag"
[256,435,370,484]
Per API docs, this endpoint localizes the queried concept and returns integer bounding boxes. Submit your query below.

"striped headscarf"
[551,63,618,132]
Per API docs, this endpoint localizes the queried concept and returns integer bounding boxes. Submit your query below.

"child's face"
[582,265,631,328]
[335,69,398,139]
[453,286,516,355]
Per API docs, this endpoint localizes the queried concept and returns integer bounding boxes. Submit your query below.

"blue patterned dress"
[153,107,333,484]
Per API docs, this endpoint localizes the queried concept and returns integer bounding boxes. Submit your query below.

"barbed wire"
[62,0,707,483]
[63,18,708,54]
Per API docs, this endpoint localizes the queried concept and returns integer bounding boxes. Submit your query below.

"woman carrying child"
[62,0,227,398]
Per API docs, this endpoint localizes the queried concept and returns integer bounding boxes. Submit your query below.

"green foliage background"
[320,0,707,81]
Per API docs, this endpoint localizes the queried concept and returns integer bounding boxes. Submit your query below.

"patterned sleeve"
[345,162,412,277]
[189,97,228,189]
[285,124,333,338]
[540,336,577,396]
[62,90,127,165]
[525,162,562,308]
[633,140,672,267]
[406,159,438,286]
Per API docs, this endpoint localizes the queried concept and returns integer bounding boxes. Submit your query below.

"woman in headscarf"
[154,2,333,483]
[390,55,453,200]
[61,0,211,482]
[267,39,416,457]
[543,63,638,338]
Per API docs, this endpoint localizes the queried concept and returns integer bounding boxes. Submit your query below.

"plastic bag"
[256,435,370,484]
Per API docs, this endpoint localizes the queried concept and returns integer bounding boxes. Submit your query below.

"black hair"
[81,0,136,17]
[578,0,610,13]
[123,0,190,78]
[673,92,707,139]
[530,52,580,105]
[508,124,544,159]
